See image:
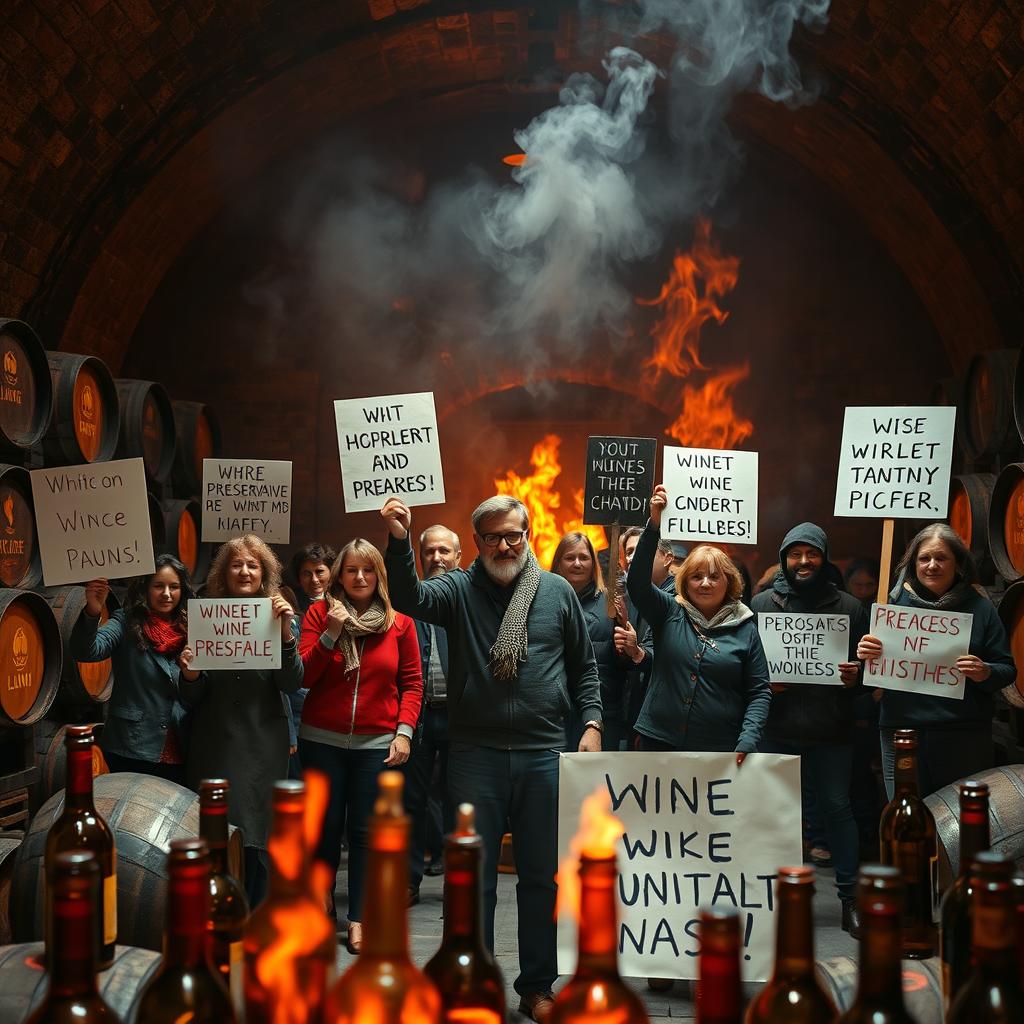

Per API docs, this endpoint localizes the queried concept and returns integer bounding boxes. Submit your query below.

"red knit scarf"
[142,612,186,655]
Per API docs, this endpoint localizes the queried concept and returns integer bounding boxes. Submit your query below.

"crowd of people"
[69,486,1022,1022]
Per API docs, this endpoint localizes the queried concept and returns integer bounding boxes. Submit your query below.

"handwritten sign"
[583,436,657,526]
[187,598,281,670]
[834,407,956,518]
[557,751,800,982]
[201,460,292,544]
[31,458,155,586]
[661,446,758,544]
[863,603,972,699]
[757,614,849,685]
[334,392,444,513]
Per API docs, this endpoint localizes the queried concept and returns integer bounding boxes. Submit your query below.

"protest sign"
[834,407,956,518]
[201,460,292,544]
[557,751,800,982]
[334,392,445,513]
[187,598,281,670]
[758,614,849,686]
[583,436,657,526]
[661,446,758,544]
[863,603,971,700]
[31,457,155,586]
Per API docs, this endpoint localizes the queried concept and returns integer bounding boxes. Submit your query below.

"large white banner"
[187,598,281,670]
[557,752,801,982]
[31,457,155,585]
[201,459,292,544]
[758,614,849,686]
[661,446,757,544]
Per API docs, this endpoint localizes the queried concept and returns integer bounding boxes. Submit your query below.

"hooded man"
[750,522,868,937]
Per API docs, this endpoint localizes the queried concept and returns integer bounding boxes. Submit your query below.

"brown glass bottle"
[947,851,1024,1023]
[244,779,336,1024]
[1011,873,1024,976]
[25,851,120,1024]
[134,839,235,1023]
[878,729,937,958]
[743,867,838,1024]
[199,778,249,1014]
[696,908,742,1024]
[45,724,116,970]
[423,804,505,1024]
[549,848,649,1024]
[329,771,441,1024]
[837,866,915,1024]
[939,780,989,1010]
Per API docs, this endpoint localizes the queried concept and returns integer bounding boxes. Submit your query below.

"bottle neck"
[50,882,99,997]
[893,751,919,797]
[199,804,230,877]
[268,806,308,900]
[363,820,410,958]
[575,857,619,975]
[441,844,487,948]
[957,805,990,881]
[858,901,905,1002]
[64,747,95,811]
[772,884,815,980]
[698,939,741,1022]
[164,861,210,968]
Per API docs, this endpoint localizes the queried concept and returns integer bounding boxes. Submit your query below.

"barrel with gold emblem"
[0,589,62,727]
[0,320,53,456]
[42,352,120,464]
[0,464,41,589]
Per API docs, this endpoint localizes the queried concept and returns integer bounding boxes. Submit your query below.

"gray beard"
[482,548,528,586]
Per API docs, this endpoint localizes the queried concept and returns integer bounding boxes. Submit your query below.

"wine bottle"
[878,729,937,958]
[423,804,505,1024]
[947,851,1024,1023]
[45,724,117,970]
[744,867,838,1024]
[837,866,915,1024]
[198,778,249,1015]
[939,780,989,1010]
[134,838,235,1023]
[25,850,120,1024]
[696,908,742,1024]
[329,771,441,1024]
[244,779,336,1024]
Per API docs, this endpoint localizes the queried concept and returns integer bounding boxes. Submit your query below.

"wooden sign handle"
[876,518,895,606]
[606,521,621,621]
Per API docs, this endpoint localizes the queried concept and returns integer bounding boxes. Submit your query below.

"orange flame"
[502,153,527,166]
[556,787,625,921]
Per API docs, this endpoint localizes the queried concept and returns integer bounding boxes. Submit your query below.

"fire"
[502,153,527,166]
[556,787,625,921]
[494,434,607,568]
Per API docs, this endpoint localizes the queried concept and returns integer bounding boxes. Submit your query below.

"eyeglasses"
[480,530,528,548]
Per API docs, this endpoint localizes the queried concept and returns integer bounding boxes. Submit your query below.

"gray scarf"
[678,596,753,631]
[487,550,542,682]
[333,594,389,673]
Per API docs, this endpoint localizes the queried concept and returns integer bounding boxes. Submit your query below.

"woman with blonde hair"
[298,537,423,953]
[184,534,302,906]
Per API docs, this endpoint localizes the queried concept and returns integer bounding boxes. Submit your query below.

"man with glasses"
[382,494,602,1023]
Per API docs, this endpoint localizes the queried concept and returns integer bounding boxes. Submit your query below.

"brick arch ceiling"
[1,1,1021,373]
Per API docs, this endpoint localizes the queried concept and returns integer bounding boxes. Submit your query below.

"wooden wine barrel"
[959,348,1021,463]
[987,462,1024,581]
[0,320,53,455]
[11,772,244,952]
[160,497,210,582]
[0,942,160,1022]
[0,590,62,727]
[816,955,942,1022]
[31,720,108,810]
[42,351,120,464]
[172,401,220,495]
[114,380,176,485]
[148,492,166,555]
[0,830,23,944]
[947,473,995,568]
[996,582,1024,707]
[925,764,1024,890]
[0,464,41,589]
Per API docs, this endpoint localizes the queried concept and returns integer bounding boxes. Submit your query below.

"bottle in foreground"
[244,779,336,1024]
[696,908,742,1024]
[743,867,838,1024]
[134,838,235,1023]
[878,729,937,959]
[837,866,915,1024]
[939,779,989,1010]
[947,851,1024,1023]
[45,724,117,970]
[26,850,120,1024]
[423,804,505,1024]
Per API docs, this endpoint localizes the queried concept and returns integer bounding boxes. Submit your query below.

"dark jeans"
[880,726,993,800]
[403,705,452,891]
[761,740,859,901]
[102,751,185,787]
[298,739,387,923]
[448,743,560,997]
[243,846,269,908]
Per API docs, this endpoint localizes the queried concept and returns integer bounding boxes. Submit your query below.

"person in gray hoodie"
[382,494,602,1024]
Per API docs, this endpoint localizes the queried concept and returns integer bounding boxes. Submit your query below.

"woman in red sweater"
[298,537,423,953]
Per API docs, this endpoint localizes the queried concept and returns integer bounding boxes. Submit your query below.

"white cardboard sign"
[661,446,758,544]
[187,598,281,670]
[834,407,956,518]
[201,460,292,544]
[557,751,800,982]
[757,614,849,686]
[334,392,445,513]
[30,457,155,586]
[863,603,972,699]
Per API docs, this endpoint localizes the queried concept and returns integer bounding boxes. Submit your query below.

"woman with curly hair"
[71,555,199,785]
[184,534,302,906]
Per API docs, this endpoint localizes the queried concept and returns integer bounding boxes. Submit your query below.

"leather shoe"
[841,898,861,940]
[424,858,445,877]
[407,887,420,908]
[518,991,556,1022]
[647,978,673,992]
[345,921,363,955]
